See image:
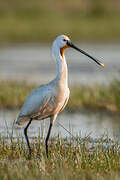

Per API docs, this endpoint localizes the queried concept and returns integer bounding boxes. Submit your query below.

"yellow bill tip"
[100,62,104,67]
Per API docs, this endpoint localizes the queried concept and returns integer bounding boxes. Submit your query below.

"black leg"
[45,122,53,158]
[24,118,32,155]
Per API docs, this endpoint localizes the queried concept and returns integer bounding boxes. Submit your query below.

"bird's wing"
[17,85,53,120]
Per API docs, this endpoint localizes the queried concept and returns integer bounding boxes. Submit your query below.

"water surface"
[0,44,120,141]
[0,109,120,140]
[0,43,120,85]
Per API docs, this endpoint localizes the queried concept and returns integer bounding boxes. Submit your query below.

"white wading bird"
[16,35,104,157]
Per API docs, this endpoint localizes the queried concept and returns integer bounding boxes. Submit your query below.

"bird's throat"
[60,45,70,57]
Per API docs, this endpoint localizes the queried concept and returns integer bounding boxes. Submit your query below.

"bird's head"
[56,35,70,48]
[52,35,70,57]
[53,35,104,67]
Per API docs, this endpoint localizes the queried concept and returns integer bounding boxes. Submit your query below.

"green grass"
[0,81,35,109]
[0,0,120,43]
[0,136,120,180]
[69,80,120,113]
[0,80,120,113]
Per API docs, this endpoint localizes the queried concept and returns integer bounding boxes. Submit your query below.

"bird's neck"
[55,49,68,88]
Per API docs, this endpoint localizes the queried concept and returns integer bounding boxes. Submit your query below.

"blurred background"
[0,0,120,139]
[0,0,120,84]
[0,0,120,43]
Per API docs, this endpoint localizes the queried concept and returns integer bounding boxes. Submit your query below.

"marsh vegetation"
[0,136,120,180]
[0,80,120,113]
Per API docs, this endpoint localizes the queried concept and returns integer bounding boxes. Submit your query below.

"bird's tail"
[16,116,29,126]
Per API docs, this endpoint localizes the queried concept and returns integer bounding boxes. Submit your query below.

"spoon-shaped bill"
[67,41,104,67]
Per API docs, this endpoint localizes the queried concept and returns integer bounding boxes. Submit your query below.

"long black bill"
[67,41,104,67]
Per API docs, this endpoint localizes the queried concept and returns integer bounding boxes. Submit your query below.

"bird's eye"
[63,39,66,42]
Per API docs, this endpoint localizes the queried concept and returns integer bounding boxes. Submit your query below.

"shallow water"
[0,43,120,85]
[0,43,120,141]
[0,109,120,140]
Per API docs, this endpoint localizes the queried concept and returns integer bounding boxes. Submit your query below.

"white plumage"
[16,35,104,157]
[17,81,69,125]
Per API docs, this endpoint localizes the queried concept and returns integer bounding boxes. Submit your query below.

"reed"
[0,135,120,180]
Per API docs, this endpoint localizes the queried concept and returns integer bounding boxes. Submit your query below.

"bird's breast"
[53,86,70,114]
